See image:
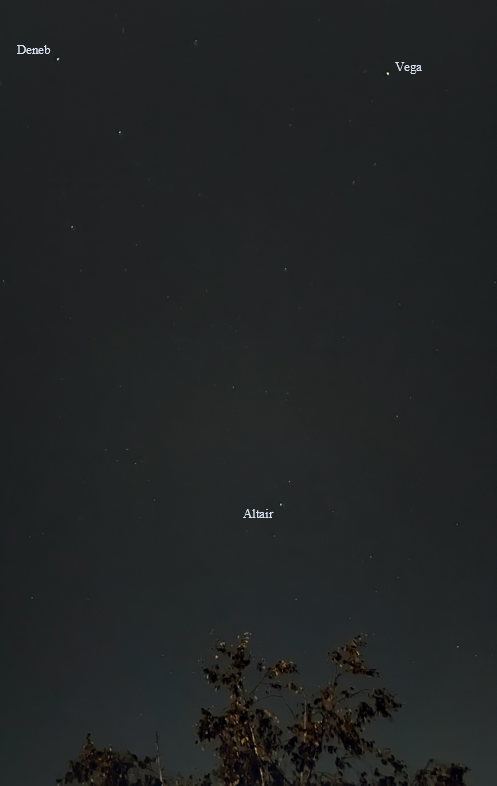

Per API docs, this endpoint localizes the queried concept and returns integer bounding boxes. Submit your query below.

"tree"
[57,634,471,786]
[194,633,470,786]
[56,732,194,786]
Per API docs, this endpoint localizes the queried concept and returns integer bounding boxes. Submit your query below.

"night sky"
[1,2,495,785]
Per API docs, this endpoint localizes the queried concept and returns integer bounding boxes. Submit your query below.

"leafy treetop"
[57,634,471,786]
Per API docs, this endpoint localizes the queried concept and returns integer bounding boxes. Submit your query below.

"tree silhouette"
[57,634,471,786]
[56,733,162,786]
[55,732,193,786]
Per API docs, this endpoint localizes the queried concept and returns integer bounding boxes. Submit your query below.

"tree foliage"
[56,733,162,786]
[57,634,471,786]
[55,733,193,786]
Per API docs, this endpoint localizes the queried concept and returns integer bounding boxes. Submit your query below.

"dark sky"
[1,2,495,785]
